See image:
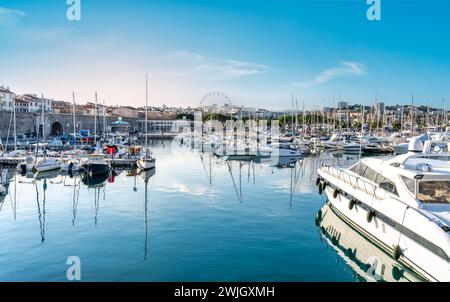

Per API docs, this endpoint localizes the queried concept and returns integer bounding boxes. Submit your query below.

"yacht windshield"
[401,176,416,195]
[418,181,450,204]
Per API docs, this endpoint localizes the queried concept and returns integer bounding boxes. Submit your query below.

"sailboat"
[137,74,156,171]
[81,92,110,177]
[62,92,84,173]
[33,96,61,173]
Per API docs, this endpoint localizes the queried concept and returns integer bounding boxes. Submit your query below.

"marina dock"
[0,157,138,168]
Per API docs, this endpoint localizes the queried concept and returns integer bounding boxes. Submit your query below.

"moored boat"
[317,138,450,281]
[82,154,110,176]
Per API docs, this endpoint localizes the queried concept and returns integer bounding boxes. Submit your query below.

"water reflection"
[141,168,155,260]
[1,144,390,281]
[35,179,47,243]
[316,203,425,282]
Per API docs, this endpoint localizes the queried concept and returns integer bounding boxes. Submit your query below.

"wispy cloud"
[295,61,366,87]
[155,50,268,79]
[0,6,25,25]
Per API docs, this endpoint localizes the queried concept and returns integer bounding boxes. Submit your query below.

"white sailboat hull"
[34,159,62,172]
[137,158,156,170]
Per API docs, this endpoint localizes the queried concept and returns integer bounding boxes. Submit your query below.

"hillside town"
[1,85,448,136]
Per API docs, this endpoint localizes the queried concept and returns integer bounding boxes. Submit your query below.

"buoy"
[333,189,339,199]
[367,210,376,223]
[348,199,356,210]
[393,245,402,260]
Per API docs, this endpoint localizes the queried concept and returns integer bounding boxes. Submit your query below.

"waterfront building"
[0,86,15,111]
[21,94,53,113]
[111,117,131,133]
[52,100,73,114]
[14,96,29,112]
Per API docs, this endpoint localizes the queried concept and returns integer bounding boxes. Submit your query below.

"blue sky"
[1,0,449,109]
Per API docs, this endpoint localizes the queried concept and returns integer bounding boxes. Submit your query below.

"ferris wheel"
[200,91,232,109]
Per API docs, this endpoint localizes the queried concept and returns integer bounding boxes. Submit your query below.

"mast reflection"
[140,168,155,261]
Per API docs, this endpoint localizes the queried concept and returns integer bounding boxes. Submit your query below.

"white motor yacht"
[34,157,62,173]
[317,137,450,281]
[270,143,306,157]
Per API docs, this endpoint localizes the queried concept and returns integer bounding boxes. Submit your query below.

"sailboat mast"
[13,95,16,151]
[72,92,76,145]
[94,92,98,146]
[410,95,414,136]
[41,94,45,142]
[145,74,148,150]
[103,100,106,138]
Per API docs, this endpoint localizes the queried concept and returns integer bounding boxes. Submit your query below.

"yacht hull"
[82,163,110,176]
[319,180,450,282]
[318,203,424,282]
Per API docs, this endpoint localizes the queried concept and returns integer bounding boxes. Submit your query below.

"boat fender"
[318,183,323,195]
[68,162,74,171]
[392,245,402,260]
[333,189,339,199]
[316,177,321,186]
[322,182,327,190]
[392,266,404,281]
[317,210,323,222]
[366,210,376,223]
[348,199,356,210]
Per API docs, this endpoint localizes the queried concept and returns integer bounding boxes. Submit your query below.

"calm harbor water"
[0,141,390,282]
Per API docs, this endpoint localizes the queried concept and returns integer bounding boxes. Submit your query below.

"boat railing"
[322,165,430,220]
[323,165,387,200]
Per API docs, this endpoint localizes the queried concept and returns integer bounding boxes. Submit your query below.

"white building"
[22,94,53,113]
[0,86,15,111]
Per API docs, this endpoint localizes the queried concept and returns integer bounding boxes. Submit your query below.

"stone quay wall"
[0,111,141,139]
